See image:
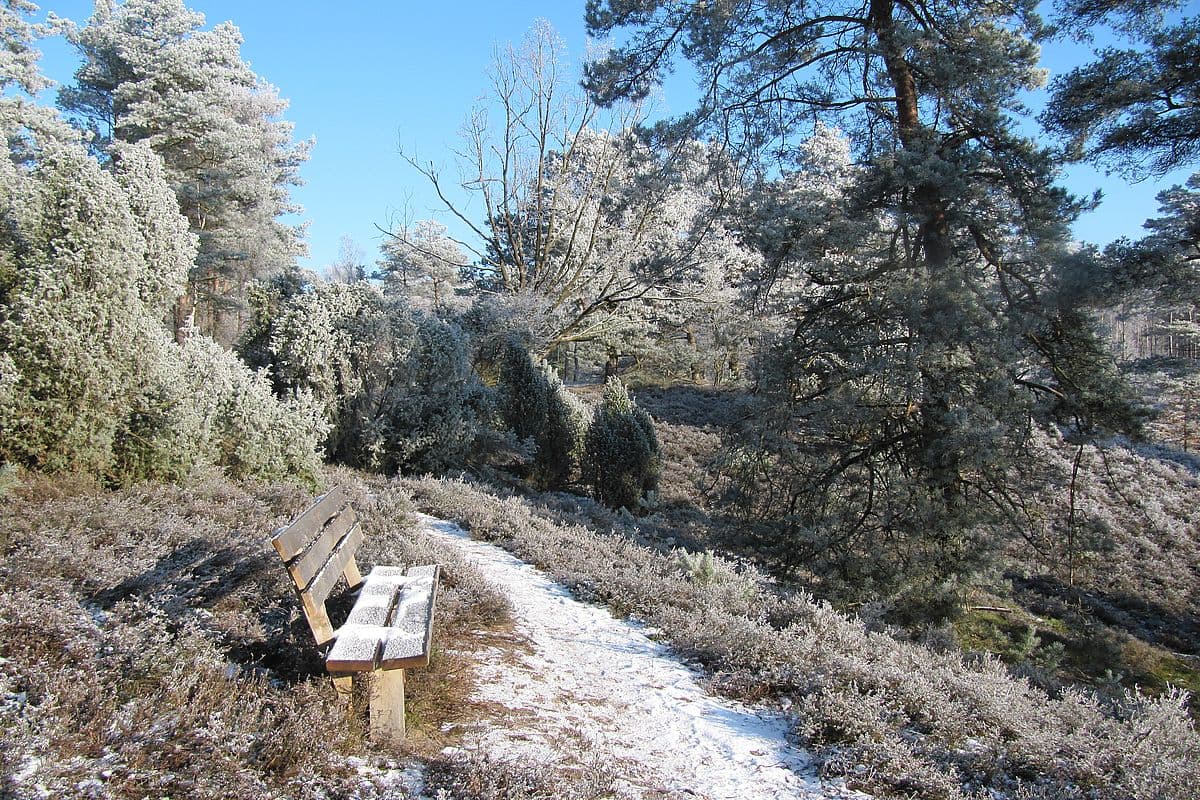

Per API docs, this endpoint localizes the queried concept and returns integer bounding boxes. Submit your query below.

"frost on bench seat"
[325,564,440,672]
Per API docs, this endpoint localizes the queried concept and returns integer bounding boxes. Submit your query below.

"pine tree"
[58,0,310,344]
[585,0,1140,605]
[1042,0,1199,180]
[0,0,50,96]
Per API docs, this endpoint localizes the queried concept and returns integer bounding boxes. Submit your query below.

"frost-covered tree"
[0,64,321,486]
[377,220,470,314]
[58,0,310,344]
[586,0,1141,605]
[1,1,75,147]
[0,0,50,96]
[0,110,188,475]
[407,21,747,358]
[492,338,590,489]
[1102,174,1200,313]
[245,281,486,474]
[325,235,367,284]
[582,377,659,510]
[1,9,321,486]
[1041,0,1199,325]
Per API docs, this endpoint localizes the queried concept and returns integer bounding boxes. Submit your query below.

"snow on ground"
[419,514,868,800]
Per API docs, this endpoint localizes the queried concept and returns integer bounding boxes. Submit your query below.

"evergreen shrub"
[0,115,324,486]
[494,339,591,489]
[178,333,327,485]
[582,377,660,510]
[246,281,487,474]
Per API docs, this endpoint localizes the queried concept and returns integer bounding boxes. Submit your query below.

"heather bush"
[0,474,369,799]
[493,339,591,489]
[247,281,487,474]
[425,746,625,800]
[581,378,660,510]
[404,474,1200,800]
[0,469,513,799]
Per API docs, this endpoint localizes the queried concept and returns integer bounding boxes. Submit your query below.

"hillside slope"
[2,465,1197,799]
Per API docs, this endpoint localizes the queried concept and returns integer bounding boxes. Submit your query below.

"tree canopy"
[58,0,310,343]
[1043,0,1199,179]
[585,0,1140,604]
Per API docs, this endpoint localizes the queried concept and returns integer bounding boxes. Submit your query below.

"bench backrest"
[270,486,364,644]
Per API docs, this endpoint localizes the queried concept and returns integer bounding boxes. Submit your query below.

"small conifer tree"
[495,339,590,490]
[539,369,591,489]
[582,378,660,510]
[496,338,551,447]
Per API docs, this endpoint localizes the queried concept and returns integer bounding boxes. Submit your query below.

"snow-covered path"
[419,514,864,800]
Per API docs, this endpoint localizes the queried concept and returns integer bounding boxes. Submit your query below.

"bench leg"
[369,668,405,745]
[330,672,353,701]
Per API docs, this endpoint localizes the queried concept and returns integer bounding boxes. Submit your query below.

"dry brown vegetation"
[3,385,1198,799]
[630,386,1200,703]
[0,467,521,799]
[403,472,1200,799]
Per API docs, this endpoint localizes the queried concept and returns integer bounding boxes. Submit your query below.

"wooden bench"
[269,486,439,744]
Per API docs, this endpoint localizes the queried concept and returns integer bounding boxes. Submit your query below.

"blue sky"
[31,1,1192,274]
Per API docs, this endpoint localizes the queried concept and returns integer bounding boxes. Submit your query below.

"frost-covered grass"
[0,467,511,799]
[422,746,624,800]
[403,473,1200,800]
[1010,432,1200,618]
[635,385,1200,704]
[981,433,1200,698]
[3,404,1197,800]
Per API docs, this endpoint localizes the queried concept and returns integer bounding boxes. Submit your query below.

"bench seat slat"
[379,566,439,670]
[324,623,382,671]
[271,486,349,560]
[326,565,439,672]
[342,573,406,627]
[404,564,438,580]
[326,567,413,671]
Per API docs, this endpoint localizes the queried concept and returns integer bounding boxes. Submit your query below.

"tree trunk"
[685,326,704,383]
[604,349,619,378]
[173,293,195,344]
[872,0,963,545]
[870,0,951,271]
